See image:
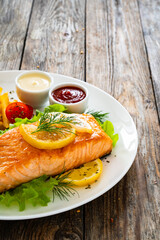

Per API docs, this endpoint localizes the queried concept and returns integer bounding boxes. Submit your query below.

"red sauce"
[52,86,86,104]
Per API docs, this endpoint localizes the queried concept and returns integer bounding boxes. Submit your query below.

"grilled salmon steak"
[0,114,112,192]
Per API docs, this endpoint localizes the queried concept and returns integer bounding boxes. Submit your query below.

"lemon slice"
[62,158,103,186]
[70,117,92,134]
[20,124,76,149]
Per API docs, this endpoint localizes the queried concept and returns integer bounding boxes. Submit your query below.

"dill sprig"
[52,171,78,201]
[86,110,109,123]
[32,113,79,135]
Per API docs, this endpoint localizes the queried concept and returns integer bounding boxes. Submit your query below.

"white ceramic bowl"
[49,82,88,113]
[15,70,53,108]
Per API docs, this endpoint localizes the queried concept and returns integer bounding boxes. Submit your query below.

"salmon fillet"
[0,114,112,192]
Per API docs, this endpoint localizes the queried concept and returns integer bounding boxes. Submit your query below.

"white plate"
[0,71,138,220]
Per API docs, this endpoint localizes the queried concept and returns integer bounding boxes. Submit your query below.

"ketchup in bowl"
[51,86,86,104]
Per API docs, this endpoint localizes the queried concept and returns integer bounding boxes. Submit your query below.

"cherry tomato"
[26,104,33,119]
[5,102,33,123]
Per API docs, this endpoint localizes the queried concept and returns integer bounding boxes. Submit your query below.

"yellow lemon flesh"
[62,158,103,186]
[20,124,76,149]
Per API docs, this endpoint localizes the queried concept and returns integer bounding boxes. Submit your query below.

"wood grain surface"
[138,0,160,121]
[21,0,86,81]
[0,0,160,239]
[0,0,33,70]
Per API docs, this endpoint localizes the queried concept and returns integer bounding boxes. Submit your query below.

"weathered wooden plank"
[0,0,33,70]
[138,0,160,120]
[85,0,160,239]
[2,0,85,239]
[21,0,85,81]
[0,209,83,240]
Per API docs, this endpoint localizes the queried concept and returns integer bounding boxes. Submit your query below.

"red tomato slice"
[5,102,33,123]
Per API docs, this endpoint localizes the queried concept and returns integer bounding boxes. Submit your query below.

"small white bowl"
[15,70,53,108]
[49,82,88,113]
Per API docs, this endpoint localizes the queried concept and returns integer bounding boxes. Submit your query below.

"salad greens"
[0,103,118,210]
[44,104,67,113]
[101,121,119,147]
[0,173,76,211]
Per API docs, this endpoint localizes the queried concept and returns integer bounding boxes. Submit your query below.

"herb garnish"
[85,110,108,123]
[52,171,78,201]
[32,113,79,135]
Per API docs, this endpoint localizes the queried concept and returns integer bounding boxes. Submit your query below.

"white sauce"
[18,73,50,91]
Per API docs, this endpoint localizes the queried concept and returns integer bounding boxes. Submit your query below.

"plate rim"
[0,70,138,220]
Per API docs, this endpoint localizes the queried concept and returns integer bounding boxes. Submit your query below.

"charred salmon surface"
[0,114,112,192]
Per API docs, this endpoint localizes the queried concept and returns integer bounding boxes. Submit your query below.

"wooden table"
[0,0,159,239]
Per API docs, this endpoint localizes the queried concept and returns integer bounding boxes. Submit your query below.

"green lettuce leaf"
[44,104,67,113]
[0,173,76,211]
[0,115,41,135]
[0,129,8,135]
[101,120,119,147]
[0,175,53,211]
[10,115,41,128]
